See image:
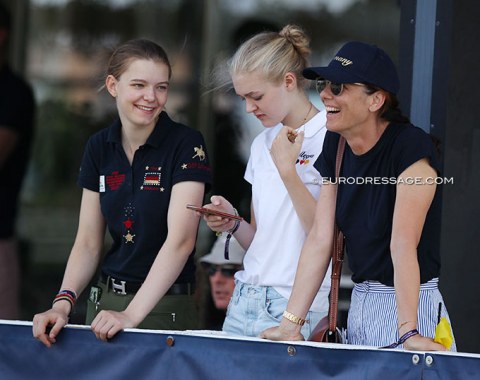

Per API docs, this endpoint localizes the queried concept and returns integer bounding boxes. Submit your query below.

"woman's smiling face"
[320,82,373,133]
[106,58,170,129]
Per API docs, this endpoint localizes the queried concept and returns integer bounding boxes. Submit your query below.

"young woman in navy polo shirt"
[33,39,212,346]
[261,41,455,351]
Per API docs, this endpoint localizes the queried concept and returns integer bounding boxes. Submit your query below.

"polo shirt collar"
[106,111,172,149]
[145,112,171,148]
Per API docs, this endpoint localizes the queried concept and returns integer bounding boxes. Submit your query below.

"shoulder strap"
[327,136,346,333]
[335,137,346,180]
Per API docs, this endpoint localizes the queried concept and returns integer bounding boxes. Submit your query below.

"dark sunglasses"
[315,79,365,96]
[204,264,239,278]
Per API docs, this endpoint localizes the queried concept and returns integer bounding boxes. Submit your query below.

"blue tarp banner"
[0,321,478,379]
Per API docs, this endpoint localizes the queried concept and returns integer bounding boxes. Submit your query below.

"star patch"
[123,218,134,229]
[123,232,135,243]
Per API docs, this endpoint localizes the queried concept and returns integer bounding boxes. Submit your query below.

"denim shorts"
[222,280,327,339]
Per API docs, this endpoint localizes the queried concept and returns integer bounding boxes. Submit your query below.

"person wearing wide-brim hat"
[261,41,456,351]
[200,235,245,312]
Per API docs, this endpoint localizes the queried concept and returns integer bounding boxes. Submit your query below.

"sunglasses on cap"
[315,79,365,96]
[204,264,239,278]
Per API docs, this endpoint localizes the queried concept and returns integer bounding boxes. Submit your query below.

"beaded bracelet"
[381,329,419,349]
[52,289,77,314]
[224,208,241,260]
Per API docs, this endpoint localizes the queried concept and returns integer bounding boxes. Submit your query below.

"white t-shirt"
[235,110,331,312]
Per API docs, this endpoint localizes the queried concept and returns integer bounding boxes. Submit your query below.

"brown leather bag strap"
[327,136,346,333]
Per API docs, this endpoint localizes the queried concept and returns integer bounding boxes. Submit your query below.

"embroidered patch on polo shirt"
[105,171,126,191]
[296,151,315,166]
[192,145,206,161]
[178,145,211,172]
[141,166,164,191]
[122,203,135,244]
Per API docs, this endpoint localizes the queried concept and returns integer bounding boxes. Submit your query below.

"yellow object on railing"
[434,317,453,349]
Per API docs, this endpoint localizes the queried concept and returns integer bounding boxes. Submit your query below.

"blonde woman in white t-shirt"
[199,24,331,338]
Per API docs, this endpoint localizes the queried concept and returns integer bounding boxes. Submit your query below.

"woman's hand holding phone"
[188,195,240,233]
[186,204,242,221]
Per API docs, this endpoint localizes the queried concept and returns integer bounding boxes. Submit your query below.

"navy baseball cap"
[303,41,400,94]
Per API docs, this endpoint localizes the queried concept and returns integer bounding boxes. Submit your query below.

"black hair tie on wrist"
[224,219,240,260]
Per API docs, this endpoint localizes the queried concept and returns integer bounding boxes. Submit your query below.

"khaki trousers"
[85,281,199,330]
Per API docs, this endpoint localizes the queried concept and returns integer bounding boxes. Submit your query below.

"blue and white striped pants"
[347,278,456,350]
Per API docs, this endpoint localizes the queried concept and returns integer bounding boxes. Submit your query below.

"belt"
[100,273,195,296]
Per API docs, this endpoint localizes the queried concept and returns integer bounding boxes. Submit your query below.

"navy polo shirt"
[315,123,442,286]
[0,65,35,239]
[77,112,212,283]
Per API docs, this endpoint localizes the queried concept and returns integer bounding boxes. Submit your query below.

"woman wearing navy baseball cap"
[261,41,456,351]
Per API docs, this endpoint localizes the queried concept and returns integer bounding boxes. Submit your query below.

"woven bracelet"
[381,329,419,349]
[52,289,78,314]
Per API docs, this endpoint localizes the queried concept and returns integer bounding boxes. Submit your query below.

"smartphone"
[186,204,243,221]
